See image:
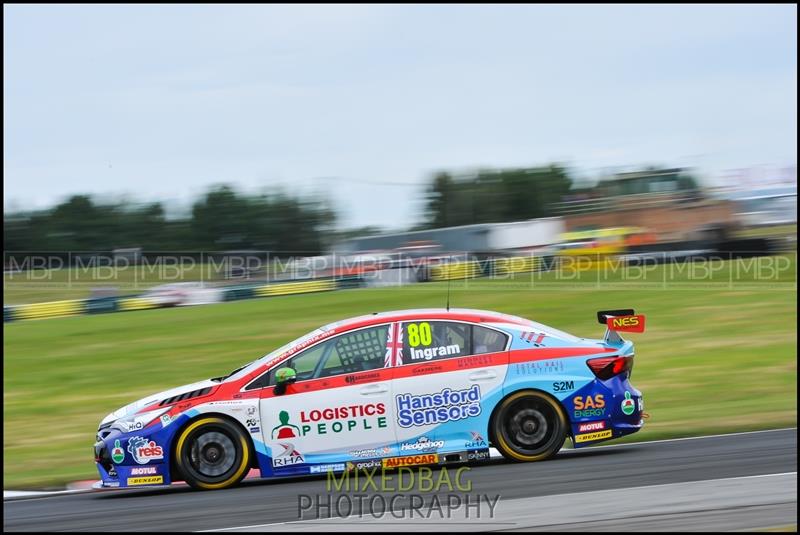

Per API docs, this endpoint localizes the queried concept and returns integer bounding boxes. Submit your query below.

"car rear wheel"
[175,416,251,490]
[492,390,567,462]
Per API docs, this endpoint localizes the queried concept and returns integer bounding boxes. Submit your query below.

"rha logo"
[465,431,488,448]
[127,436,164,465]
[577,421,606,433]
[273,443,304,467]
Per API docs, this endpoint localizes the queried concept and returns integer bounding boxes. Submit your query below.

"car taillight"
[587,355,634,380]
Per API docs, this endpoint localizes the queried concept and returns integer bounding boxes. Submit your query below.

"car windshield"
[220,326,331,382]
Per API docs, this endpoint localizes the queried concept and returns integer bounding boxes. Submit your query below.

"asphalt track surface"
[4,428,797,532]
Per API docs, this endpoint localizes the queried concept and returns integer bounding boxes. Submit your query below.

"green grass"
[3,255,797,489]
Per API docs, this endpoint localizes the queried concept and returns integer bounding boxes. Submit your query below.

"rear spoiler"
[597,309,645,344]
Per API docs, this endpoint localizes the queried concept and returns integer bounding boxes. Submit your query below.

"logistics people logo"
[272,410,300,439]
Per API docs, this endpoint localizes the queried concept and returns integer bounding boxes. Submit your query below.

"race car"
[94,308,645,490]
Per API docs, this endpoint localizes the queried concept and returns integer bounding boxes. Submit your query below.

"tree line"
[3,185,336,254]
[5,164,695,253]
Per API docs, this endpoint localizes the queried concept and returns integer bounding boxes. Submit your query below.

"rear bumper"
[568,375,644,447]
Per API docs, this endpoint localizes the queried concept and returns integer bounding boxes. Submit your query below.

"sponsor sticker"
[127,436,164,464]
[606,315,645,333]
[347,459,383,471]
[465,431,488,448]
[400,436,445,452]
[396,385,481,428]
[575,430,612,443]
[309,463,346,474]
[160,414,172,428]
[382,454,439,468]
[553,381,574,392]
[130,466,158,475]
[573,394,606,418]
[274,404,387,438]
[272,443,305,467]
[577,421,606,433]
[350,446,391,458]
[111,439,125,464]
[345,372,381,384]
[621,391,636,415]
[127,476,164,486]
[467,449,491,461]
[514,360,565,375]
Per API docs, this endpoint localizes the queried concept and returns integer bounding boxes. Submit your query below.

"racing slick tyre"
[492,390,568,462]
[174,416,251,490]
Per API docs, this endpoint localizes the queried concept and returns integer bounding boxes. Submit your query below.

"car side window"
[472,325,508,354]
[317,324,389,378]
[402,321,471,363]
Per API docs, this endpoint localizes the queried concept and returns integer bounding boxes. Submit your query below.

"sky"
[3,4,797,230]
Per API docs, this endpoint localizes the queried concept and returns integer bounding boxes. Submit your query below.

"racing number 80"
[407,322,432,347]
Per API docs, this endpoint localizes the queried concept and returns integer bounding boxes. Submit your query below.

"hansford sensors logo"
[396,385,481,428]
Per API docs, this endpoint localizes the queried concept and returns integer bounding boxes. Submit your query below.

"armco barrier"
[430,256,546,281]
[253,279,336,297]
[13,299,84,321]
[84,296,119,314]
[4,277,365,322]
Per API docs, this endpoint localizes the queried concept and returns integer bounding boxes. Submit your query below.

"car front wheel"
[174,416,251,490]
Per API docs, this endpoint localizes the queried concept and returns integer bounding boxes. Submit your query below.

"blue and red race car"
[94,308,645,490]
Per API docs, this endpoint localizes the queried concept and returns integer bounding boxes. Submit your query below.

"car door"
[256,323,396,475]
[391,320,509,459]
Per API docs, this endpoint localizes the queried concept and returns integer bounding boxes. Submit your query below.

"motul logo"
[606,315,645,333]
[578,421,606,432]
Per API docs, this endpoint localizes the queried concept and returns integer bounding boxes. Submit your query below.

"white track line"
[4,427,796,501]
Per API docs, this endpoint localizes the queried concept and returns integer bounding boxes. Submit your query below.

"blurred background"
[3,4,797,489]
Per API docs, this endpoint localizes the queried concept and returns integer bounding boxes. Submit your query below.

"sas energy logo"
[572,394,605,418]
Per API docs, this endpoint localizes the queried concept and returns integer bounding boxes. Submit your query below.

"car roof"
[322,308,534,331]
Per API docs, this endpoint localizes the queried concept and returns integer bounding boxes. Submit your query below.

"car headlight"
[110,408,170,433]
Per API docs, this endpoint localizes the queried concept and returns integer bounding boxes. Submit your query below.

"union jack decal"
[385,323,404,367]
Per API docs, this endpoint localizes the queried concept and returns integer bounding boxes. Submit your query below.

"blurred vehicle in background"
[140,282,208,307]
[553,227,658,257]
